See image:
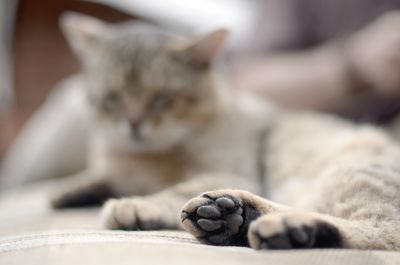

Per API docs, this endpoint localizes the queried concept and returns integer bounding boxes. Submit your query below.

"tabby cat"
[52,12,400,251]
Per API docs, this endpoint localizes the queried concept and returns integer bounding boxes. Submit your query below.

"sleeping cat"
[52,12,271,217]
[52,12,400,251]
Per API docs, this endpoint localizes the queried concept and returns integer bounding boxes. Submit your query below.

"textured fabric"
[0,181,399,265]
[1,231,399,265]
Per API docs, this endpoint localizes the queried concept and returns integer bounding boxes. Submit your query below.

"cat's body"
[181,112,400,250]
[52,13,400,251]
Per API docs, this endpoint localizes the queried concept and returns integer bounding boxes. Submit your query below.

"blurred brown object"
[0,0,134,161]
[232,1,400,122]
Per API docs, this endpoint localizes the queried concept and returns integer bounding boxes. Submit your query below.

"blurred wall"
[0,0,18,119]
[0,0,133,161]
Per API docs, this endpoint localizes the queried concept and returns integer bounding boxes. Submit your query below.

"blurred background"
[0,0,256,163]
[1,0,400,188]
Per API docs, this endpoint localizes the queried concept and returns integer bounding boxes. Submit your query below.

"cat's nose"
[129,119,141,129]
[128,113,144,128]
[129,119,143,137]
[128,116,143,140]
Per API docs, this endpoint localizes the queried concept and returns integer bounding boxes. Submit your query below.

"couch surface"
[0,181,399,265]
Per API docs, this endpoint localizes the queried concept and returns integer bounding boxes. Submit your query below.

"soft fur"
[51,13,400,251]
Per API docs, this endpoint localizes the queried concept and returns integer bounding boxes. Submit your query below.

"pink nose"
[128,110,144,125]
[129,116,143,140]
[129,117,142,129]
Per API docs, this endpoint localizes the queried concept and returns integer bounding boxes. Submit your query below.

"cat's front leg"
[100,173,259,231]
[181,190,346,249]
[181,189,392,250]
[50,171,114,208]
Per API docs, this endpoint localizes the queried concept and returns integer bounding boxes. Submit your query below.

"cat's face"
[61,13,227,152]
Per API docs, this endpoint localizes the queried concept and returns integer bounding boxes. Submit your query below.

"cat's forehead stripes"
[102,52,199,96]
[97,29,184,93]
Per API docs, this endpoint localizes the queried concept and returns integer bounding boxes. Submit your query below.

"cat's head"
[61,12,227,152]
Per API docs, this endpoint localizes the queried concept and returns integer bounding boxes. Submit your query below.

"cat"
[52,12,400,251]
[51,12,272,223]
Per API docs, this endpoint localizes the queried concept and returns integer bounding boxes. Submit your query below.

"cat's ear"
[178,29,228,69]
[60,12,109,57]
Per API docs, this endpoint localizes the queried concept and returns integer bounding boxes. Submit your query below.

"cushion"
[0,181,399,265]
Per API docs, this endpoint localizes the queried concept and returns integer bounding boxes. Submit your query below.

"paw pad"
[181,192,258,246]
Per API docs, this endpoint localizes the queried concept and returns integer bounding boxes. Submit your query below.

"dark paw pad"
[181,192,260,246]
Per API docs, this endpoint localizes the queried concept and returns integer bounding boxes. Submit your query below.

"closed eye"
[102,91,121,111]
[150,92,175,110]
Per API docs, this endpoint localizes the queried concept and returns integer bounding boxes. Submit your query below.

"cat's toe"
[181,190,260,246]
[101,198,168,230]
[248,212,343,250]
[101,198,142,229]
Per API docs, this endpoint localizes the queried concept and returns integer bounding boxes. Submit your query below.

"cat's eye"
[107,91,120,102]
[151,93,174,110]
[102,91,121,111]
[183,95,198,104]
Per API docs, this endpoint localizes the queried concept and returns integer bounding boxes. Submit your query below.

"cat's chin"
[126,140,179,154]
[97,133,185,154]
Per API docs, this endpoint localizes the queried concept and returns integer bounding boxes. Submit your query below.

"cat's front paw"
[50,179,112,209]
[248,212,343,250]
[50,189,99,209]
[181,190,262,246]
[101,198,170,230]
